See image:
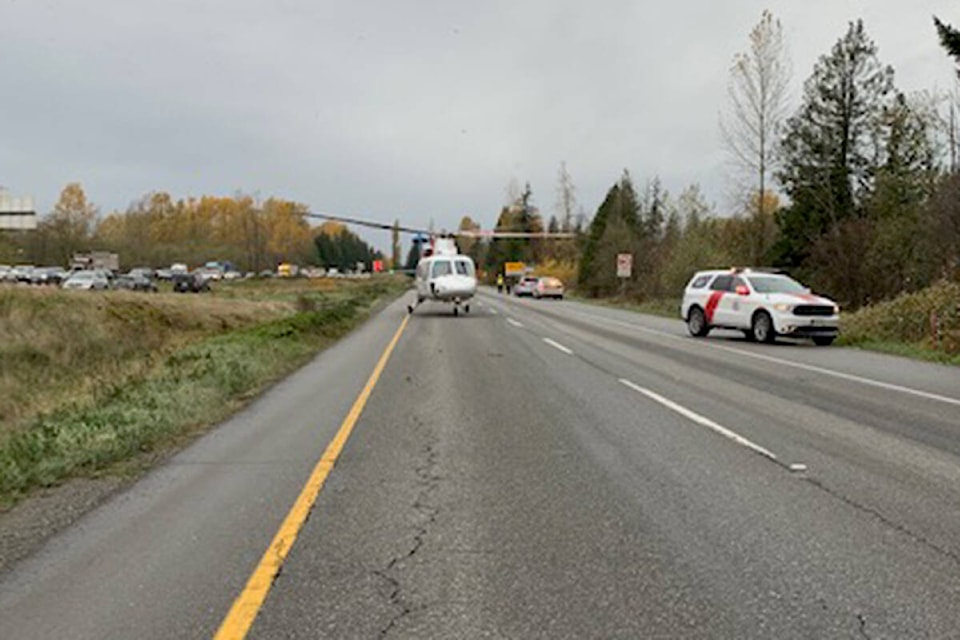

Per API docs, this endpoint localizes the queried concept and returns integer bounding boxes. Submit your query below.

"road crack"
[374,440,441,638]
[803,477,960,567]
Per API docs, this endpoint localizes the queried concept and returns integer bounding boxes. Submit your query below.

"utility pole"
[391,219,401,269]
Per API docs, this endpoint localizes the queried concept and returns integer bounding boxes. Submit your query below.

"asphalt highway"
[2,288,960,638]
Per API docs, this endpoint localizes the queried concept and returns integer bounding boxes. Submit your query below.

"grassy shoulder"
[836,280,960,364]
[567,292,680,319]
[0,276,408,507]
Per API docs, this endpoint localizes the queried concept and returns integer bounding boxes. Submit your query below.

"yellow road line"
[213,314,410,640]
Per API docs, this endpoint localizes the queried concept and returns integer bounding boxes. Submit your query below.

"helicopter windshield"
[431,260,453,278]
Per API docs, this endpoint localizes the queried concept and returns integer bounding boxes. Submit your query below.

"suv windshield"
[747,275,808,294]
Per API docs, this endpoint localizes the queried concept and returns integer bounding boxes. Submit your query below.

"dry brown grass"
[0,286,289,431]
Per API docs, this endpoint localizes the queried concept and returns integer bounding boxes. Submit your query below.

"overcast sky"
[2,1,958,251]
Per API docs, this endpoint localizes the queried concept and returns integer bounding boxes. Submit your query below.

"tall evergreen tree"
[487,181,542,271]
[578,183,620,295]
[640,177,665,241]
[774,20,894,267]
[935,17,960,76]
[578,171,643,296]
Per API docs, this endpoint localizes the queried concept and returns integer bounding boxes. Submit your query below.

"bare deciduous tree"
[554,161,578,232]
[720,10,791,219]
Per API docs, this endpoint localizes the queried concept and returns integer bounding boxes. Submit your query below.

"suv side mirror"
[735,284,750,296]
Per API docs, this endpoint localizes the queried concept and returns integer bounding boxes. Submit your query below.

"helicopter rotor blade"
[306,212,576,240]
[306,212,430,236]
[453,230,577,239]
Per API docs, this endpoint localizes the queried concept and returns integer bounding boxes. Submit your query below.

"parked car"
[12,265,35,283]
[533,276,565,299]
[62,270,110,291]
[680,268,840,346]
[514,276,539,297]
[129,267,155,280]
[30,267,67,286]
[172,271,210,293]
[115,273,158,292]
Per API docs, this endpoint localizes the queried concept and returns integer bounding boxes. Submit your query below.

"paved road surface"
[2,289,960,638]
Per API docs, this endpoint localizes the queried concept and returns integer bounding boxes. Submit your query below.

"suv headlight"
[773,303,793,312]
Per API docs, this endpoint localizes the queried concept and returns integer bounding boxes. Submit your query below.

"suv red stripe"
[705,291,724,323]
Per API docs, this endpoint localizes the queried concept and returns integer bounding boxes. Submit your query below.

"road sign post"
[0,190,36,231]
[616,253,633,297]
[616,253,633,279]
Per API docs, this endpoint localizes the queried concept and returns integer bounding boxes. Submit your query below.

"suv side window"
[690,275,711,289]
[710,275,734,292]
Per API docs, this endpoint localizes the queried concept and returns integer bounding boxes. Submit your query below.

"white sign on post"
[616,253,633,278]
[0,190,37,231]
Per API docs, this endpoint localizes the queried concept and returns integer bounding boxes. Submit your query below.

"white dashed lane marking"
[618,379,800,468]
[542,338,574,355]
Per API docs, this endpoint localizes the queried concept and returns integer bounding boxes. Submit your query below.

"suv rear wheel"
[687,306,710,337]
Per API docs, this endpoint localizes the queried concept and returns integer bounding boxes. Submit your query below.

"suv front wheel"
[687,306,710,337]
[752,311,776,344]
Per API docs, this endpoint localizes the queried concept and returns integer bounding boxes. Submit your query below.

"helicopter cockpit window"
[431,260,453,278]
[454,260,474,276]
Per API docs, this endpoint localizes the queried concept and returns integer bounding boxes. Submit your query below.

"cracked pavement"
[248,296,960,638]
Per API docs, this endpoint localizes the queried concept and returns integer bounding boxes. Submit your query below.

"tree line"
[1,184,382,273]
[472,14,960,309]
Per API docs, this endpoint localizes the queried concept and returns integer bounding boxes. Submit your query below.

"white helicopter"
[305,212,574,317]
[409,236,477,317]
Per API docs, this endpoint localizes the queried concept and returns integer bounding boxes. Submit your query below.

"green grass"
[835,339,960,366]
[0,286,289,431]
[838,280,960,363]
[0,277,408,506]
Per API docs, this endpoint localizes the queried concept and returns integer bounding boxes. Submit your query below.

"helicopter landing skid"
[407,297,471,316]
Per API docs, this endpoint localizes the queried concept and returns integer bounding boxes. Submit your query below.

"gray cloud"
[1,0,957,250]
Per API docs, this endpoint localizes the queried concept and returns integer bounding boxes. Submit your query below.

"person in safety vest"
[497,273,504,293]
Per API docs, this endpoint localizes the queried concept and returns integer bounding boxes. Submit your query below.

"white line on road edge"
[567,309,960,408]
[543,337,574,355]
[619,379,780,463]
[507,318,524,328]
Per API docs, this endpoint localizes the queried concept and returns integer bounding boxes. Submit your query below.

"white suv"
[680,269,840,346]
